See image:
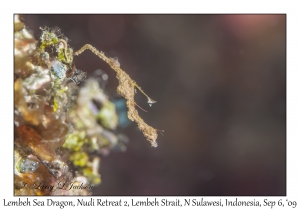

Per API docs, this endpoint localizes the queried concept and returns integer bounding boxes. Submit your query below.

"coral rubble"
[14,14,161,195]
[14,15,125,195]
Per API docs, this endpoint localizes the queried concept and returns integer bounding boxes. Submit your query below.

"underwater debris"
[19,157,39,173]
[14,14,160,195]
[14,15,123,195]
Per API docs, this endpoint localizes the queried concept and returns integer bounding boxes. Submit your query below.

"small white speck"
[102,74,108,80]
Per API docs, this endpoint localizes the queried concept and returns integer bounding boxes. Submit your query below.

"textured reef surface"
[14,15,127,195]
